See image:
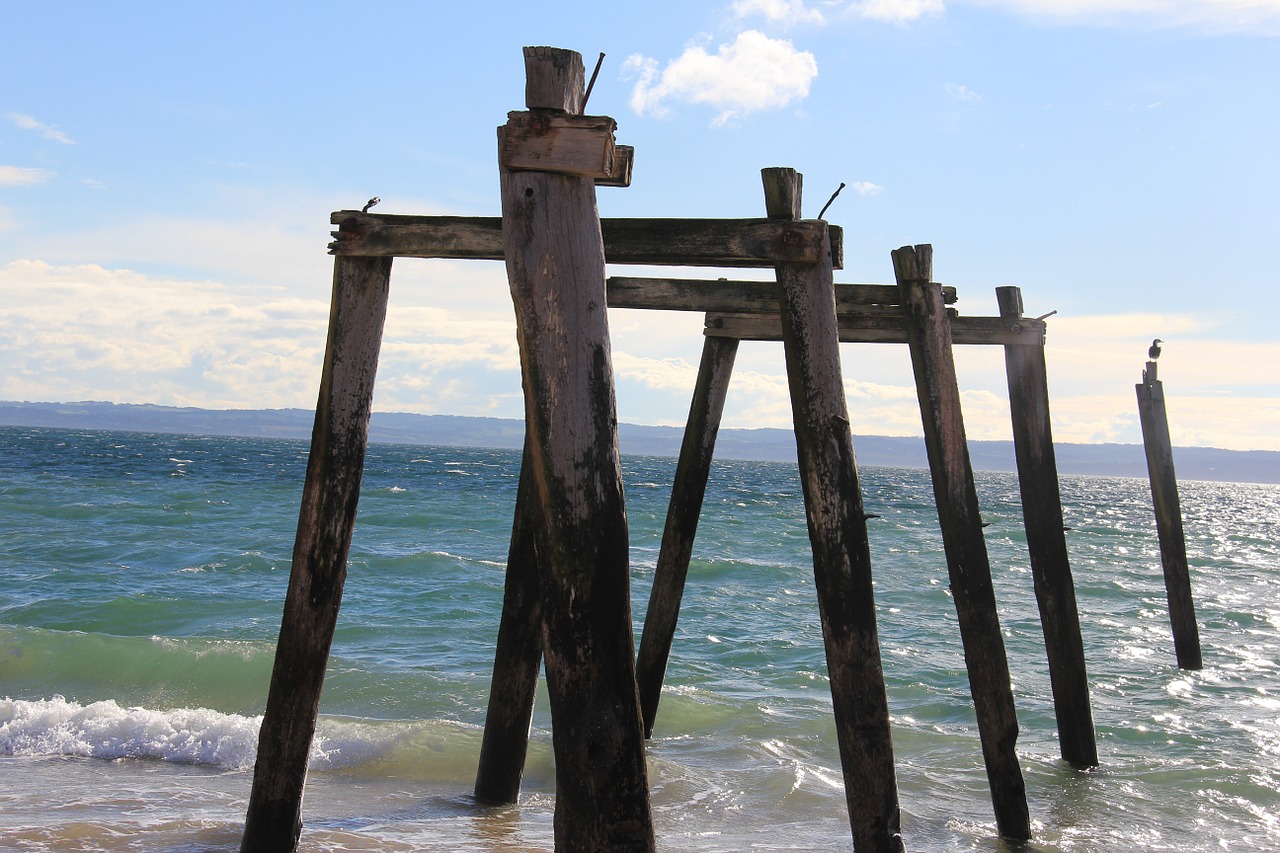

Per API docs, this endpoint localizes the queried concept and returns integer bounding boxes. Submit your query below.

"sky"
[2,0,1278,451]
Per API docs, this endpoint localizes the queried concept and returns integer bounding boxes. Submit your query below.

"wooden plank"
[635,335,739,738]
[765,168,904,853]
[474,445,545,804]
[241,255,392,853]
[499,76,655,849]
[997,286,1098,768]
[893,244,1030,842]
[329,212,840,268]
[1136,363,1203,670]
[500,111,620,180]
[607,277,958,313]
[704,311,1043,346]
[597,145,634,188]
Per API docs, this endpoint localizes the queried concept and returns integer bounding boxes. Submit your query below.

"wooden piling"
[241,255,393,853]
[498,46,655,853]
[474,444,545,804]
[1136,361,1203,670]
[635,334,739,737]
[997,287,1098,768]
[893,246,1030,841]
[765,167,903,853]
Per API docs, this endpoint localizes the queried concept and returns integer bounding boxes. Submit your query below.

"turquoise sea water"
[1,424,1278,851]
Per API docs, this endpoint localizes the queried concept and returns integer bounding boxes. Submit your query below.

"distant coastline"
[3,400,1278,485]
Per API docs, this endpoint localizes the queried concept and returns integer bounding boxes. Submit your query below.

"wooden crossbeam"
[605,277,956,313]
[704,311,1045,346]
[329,212,843,268]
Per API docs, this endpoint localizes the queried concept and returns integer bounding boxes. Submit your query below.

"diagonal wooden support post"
[498,46,655,852]
[474,440,545,804]
[997,286,1098,768]
[766,167,904,853]
[893,244,1030,840]
[636,334,739,737]
[241,255,393,853]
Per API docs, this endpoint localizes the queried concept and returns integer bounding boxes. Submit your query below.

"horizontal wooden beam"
[328,212,842,268]
[704,312,1046,346]
[606,276,956,313]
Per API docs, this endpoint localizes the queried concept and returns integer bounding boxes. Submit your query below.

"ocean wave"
[0,697,493,779]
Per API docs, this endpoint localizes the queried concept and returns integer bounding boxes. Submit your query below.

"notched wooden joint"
[500,110,630,183]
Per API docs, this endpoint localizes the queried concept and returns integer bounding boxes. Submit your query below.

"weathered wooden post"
[1136,360,1203,670]
[474,444,544,804]
[635,335,739,737]
[241,255,393,853]
[996,286,1098,768]
[766,167,903,853]
[498,46,655,851]
[893,245,1030,841]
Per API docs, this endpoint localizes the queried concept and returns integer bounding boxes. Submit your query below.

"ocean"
[1,424,1277,851]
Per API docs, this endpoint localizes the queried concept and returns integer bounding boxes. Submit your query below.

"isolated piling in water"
[894,245,1030,841]
[1136,361,1203,670]
[765,167,904,853]
[997,286,1098,768]
[241,255,393,853]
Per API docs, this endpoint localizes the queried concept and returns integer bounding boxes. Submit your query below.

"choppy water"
[1,425,1277,851]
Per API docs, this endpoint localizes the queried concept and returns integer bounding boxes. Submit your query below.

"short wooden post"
[893,245,1030,841]
[499,46,655,852]
[474,443,544,804]
[1136,361,1203,670]
[241,255,393,853]
[766,167,904,853]
[997,286,1098,768]
[636,334,739,737]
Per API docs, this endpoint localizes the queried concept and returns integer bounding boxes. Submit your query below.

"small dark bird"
[1149,338,1163,360]
[361,196,380,213]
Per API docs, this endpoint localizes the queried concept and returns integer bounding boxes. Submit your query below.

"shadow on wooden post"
[894,245,1030,841]
[1136,361,1203,670]
[241,255,393,853]
[767,167,904,853]
[997,286,1098,768]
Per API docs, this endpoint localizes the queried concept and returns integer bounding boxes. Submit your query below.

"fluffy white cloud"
[625,30,819,125]
[845,0,946,22]
[8,113,75,145]
[0,166,55,186]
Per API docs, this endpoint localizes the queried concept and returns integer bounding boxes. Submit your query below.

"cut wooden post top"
[762,167,803,220]
[524,46,584,113]
[892,244,933,282]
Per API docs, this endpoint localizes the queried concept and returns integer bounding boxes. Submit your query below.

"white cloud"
[957,0,1280,34]
[8,113,75,145]
[732,0,828,26]
[944,82,983,102]
[0,165,55,186]
[844,0,947,22]
[851,180,884,195]
[625,30,819,125]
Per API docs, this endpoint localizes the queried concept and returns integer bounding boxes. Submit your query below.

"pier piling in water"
[245,43,1117,853]
[1137,360,1203,670]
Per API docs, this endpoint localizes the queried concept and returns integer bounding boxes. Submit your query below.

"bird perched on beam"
[1149,338,1163,360]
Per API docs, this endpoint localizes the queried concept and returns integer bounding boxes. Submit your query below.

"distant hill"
[3,399,1278,484]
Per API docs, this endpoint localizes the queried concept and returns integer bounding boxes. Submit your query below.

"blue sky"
[3,1,1278,450]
